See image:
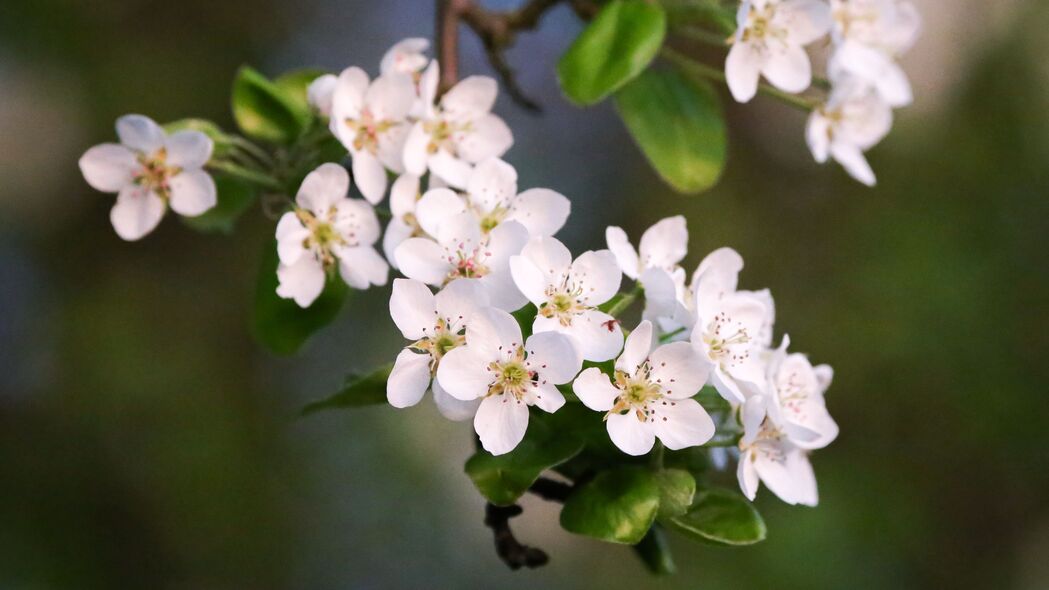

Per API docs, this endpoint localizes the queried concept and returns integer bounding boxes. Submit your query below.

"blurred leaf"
[465,409,584,506]
[670,488,767,546]
[232,66,313,144]
[655,468,696,519]
[557,0,667,105]
[511,303,538,340]
[632,524,676,575]
[251,240,348,355]
[300,364,392,415]
[273,68,327,114]
[560,466,660,544]
[615,68,726,193]
[664,0,737,34]
[164,118,236,158]
[181,175,258,234]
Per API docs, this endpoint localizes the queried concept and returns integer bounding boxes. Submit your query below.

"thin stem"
[483,503,549,570]
[660,46,819,111]
[673,25,729,47]
[607,283,643,318]
[230,136,275,168]
[658,326,687,343]
[436,0,465,95]
[206,160,283,190]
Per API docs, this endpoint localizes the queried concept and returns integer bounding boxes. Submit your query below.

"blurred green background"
[1,1,1047,588]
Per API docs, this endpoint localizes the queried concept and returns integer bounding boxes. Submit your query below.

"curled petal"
[387,348,433,408]
[110,185,166,241]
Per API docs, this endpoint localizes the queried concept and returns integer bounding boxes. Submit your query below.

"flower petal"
[331,66,369,122]
[116,114,165,154]
[525,330,582,385]
[565,309,624,362]
[350,151,387,204]
[484,220,530,267]
[519,236,572,285]
[737,451,759,500]
[389,174,421,218]
[474,393,530,456]
[830,140,876,186]
[442,75,497,114]
[432,379,480,421]
[415,188,467,237]
[165,130,213,169]
[605,226,640,279]
[638,215,687,271]
[509,188,570,237]
[606,412,656,456]
[435,278,489,329]
[573,367,621,412]
[110,185,166,241]
[570,249,621,307]
[617,320,654,375]
[337,246,389,288]
[79,143,137,192]
[307,74,338,116]
[778,0,832,45]
[436,346,493,401]
[428,148,474,189]
[275,212,310,265]
[395,237,450,285]
[479,271,527,312]
[382,219,414,269]
[297,162,349,212]
[467,307,523,360]
[389,278,436,339]
[648,341,709,399]
[275,257,326,308]
[509,255,548,306]
[402,122,430,176]
[528,382,566,413]
[366,72,415,120]
[168,170,217,216]
[466,157,517,213]
[761,45,812,94]
[651,398,715,450]
[387,348,433,408]
[457,114,513,164]
[725,42,763,103]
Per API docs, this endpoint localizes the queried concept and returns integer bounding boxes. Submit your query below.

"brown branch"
[528,476,572,502]
[484,503,549,570]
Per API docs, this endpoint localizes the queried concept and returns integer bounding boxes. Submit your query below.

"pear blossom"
[510,236,624,362]
[388,278,488,421]
[383,174,424,267]
[330,67,416,204]
[807,77,893,186]
[763,335,838,449]
[726,0,832,103]
[465,158,571,236]
[403,62,513,189]
[829,0,921,107]
[689,248,771,403]
[605,216,688,280]
[573,320,715,456]
[274,163,387,307]
[737,396,819,506]
[79,114,216,241]
[307,74,338,117]
[380,38,431,77]
[437,307,582,455]
[394,190,529,311]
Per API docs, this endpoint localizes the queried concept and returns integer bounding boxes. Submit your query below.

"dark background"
[1,1,1047,588]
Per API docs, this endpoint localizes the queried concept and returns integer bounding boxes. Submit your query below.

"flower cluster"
[726,0,921,186]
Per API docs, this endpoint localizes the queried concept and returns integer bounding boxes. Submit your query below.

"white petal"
[457,114,513,164]
[692,247,744,314]
[366,72,416,120]
[814,364,834,392]
[617,320,654,375]
[165,130,213,169]
[347,151,386,205]
[276,257,326,308]
[484,220,530,267]
[436,346,493,401]
[333,199,382,246]
[778,0,832,45]
[737,452,759,500]
[710,365,747,404]
[528,383,566,413]
[525,331,582,385]
[435,278,489,329]
[785,450,819,506]
[389,278,437,339]
[726,42,763,103]
[754,444,803,505]
[467,307,523,360]
[507,188,570,238]
[275,212,310,265]
[570,249,621,307]
[466,157,517,212]
[116,114,165,154]
[638,216,688,271]
[168,170,217,216]
[442,75,497,114]
[573,367,621,412]
[418,61,439,113]
[806,111,832,163]
[415,188,467,237]
[830,141,876,186]
[474,393,530,456]
[337,246,389,288]
[606,412,656,456]
[110,185,166,241]
[297,163,349,212]
[651,398,715,450]
[648,341,709,399]
[331,66,369,122]
[605,226,640,279]
[509,255,548,306]
[402,122,430,176]
[762,45,812,94]
[432,379,480,421]
[428,149,474,189]
[307,74,337,116]
[520,236,573,284]
[79,144,137,192]
[565,309,624,362]
[387,348,433,408]
[382,219,414,268]
[479,271,528,312]
[395,238,450,285]
[389,174,421,218]
[740,395,769,444]
[380,38,430,75]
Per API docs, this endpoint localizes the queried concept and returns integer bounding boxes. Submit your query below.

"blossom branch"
[484,503,550,570]
[528,476,573,502]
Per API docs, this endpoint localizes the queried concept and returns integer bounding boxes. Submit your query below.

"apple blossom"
[79,114,216,241]
[403,62,513,189]
[763,336,838,449]
[274,163,387,307]
[383,174,424,268]
[510,236,624,362]
[807,76,894,186]
[737,396,820,506]
[437,307,581,455]
[388,278,489,421]
[573,320,715,456]
[726,0,832,103]
[330,67,416,204]
[605,215,688,281]
[380,37,431,77]
[465,158,571,236]
[829,0,921,107]
[307,74,337,117]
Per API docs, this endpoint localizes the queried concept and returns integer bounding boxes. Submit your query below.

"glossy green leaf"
[465,409,584,506]
[164,118,236,158]
[232,66,312,144]
[251,240,348,355]
[273,68,327,115]
[181,175,257,234]
[632,524,676,575]
[560,466,660,545]
[300,364,392,415]
[655,468,696,519]
[670,488,767,546]
[614,68,726,193]
[557,0,667,105]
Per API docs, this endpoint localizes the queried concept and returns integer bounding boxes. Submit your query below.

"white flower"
[437,307,582,455]
[737,395,819,506]
[79,114,216,241]
[387,278,488,420]
[689,248,771,403]
[573,320,715,456]
[380,38,431,77]
[403,62,514,189]
[307,74,338,117]
[465,158,571,237]
[763,335,838,449]
[383,174,424,268]
[510,236,624,362]
[605,215,688,280]
[726,0,832,103]
[806,77,893,186]
[394,190,529,311]
[274,163,387,307]
[330,67,416,204]
[829,0,921,107]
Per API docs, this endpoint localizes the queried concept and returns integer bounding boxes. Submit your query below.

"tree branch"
[484,503,549,570]
[529,476,573,502]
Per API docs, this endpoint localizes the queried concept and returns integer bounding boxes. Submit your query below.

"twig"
[484,503,549,570]
[528,476,573,502]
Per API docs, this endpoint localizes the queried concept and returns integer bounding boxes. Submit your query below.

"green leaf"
[232,66,313,144]
[670,488,767,546]
[655,469,696,519]
[614,68,726,193]
[664,0,737,34]
[164,118,236,158]
[251,240,348,355]
[557,0,667,105]
[181,174,258,234]
[465,409,584,506]
[560,466,660,545]
[301,364,392,415]
[273,68,327,115]
[632,524,676,575]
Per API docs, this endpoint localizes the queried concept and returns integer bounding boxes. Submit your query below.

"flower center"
[423,117,472,155]
[487,348,536,400]
[702,311,752,368]
[444,242,491,282]
[607,364,667,423]
[134,148,181,199]
[346,108,399,154]
[296,208,346,269]
[411,318,466,370]
[539,285,586,326]
[740,5,787,45]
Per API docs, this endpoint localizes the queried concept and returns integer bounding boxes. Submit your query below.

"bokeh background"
[2,0,1048,588]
